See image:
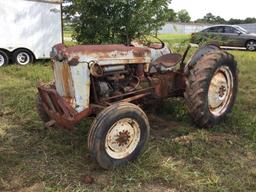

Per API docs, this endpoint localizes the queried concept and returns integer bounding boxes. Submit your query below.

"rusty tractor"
[37,38,238,169]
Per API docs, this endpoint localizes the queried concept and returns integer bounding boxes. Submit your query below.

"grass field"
[0,37,256,191]
[158,34,190,44]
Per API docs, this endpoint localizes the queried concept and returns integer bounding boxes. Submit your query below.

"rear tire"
[13,49,34,65]
[184,51,238,128]
[0,50,9,67]
[246,40,256,51]
[88,102,150,169]
[185,44,220,74]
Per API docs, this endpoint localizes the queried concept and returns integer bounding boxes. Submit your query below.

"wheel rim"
[105,118,141,159]
[247,41,256,51]
[17,52,30,65]
[208,66,233,116]
[0,54,5,66]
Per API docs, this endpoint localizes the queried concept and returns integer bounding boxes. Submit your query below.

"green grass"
[64,25,74,38]
[158,34,190,45]
[64,31,72,38]
[0,40,256,191]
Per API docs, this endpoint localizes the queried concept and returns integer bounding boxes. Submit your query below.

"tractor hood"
[51,44,151,66]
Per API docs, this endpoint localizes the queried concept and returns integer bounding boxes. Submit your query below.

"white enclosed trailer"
[0,0,63,67]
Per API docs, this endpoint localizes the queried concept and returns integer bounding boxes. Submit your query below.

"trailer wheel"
[13,49,34,65]
[88,102,150,169]
[0,50,9,67]
[36,94,50,123]
[184,50,238,128]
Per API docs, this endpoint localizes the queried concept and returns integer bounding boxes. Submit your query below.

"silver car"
[191,25,256,51]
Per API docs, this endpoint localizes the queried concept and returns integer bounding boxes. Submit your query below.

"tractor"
[37,37,238,169]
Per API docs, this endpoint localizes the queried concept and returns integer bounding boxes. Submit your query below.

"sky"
[170,0,256,21]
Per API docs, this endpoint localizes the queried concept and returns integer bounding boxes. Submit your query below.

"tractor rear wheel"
[184,50,238,128]
[88,102,150,169]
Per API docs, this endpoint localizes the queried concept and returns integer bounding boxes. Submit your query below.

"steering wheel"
[141,35,165,49]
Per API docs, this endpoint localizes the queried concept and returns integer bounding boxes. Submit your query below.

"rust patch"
[116,130,131,146]
[38,85,92,129]
[151,71,186,98]
[62,44,150,56]
[52,44,151,66]
[68,56,79,66]
[153,72,176,98]
[61,62,73,98]
[120,93,151,103]
[103,87,154,102]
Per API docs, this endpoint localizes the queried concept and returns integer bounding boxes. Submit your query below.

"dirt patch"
[148,114,189,140]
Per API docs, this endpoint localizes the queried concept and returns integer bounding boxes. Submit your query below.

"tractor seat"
[152,53,182,68]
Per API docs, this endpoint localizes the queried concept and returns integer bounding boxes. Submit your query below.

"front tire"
[88,103,150,169]
[246,40,256,51]
[0,50,9,67]
[184,51,238,128]
[13,49,34,65]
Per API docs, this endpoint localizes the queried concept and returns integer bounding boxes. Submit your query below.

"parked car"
[191,25,256,51]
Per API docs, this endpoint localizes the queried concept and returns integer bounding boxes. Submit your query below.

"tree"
[228,18,243,24]
[244,17,256,24]
[64,0,171,44]
[215,16,226,24]
[176,9,191,23]
[167,9,177,22]
[195,13,226,24]
[195,13,256,24]
[203,13,216,23]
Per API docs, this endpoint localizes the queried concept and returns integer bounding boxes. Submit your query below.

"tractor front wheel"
[88,102,150,169]
[184,50,238,128]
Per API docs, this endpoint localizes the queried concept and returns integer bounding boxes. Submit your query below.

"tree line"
[168,10,256,24]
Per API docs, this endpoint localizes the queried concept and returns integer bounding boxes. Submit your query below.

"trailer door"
[41,2,62,58]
